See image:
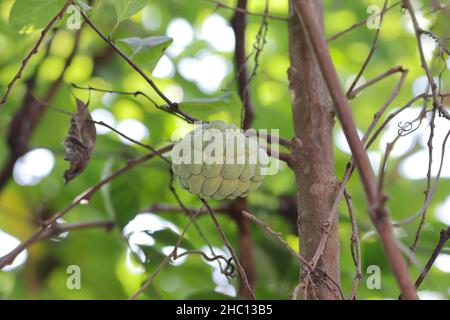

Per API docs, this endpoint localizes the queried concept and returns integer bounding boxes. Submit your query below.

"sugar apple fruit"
[171,120,269,200]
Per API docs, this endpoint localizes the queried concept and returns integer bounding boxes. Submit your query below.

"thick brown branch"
[231,0,255,130]
[229,197,255,298]
[229,0,258,299]
[288,0,339,299]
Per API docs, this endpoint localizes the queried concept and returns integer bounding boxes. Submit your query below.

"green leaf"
[111,175,140,228]
[178,92,243,125]
[101,160,140,228]
[9,0,66,32]
[117,36,173,73]
[115,0,148,22]
[136,244,166,265]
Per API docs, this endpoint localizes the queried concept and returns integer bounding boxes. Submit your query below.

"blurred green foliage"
[0,0,449,300]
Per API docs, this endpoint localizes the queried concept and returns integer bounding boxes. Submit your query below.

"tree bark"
[230,198,256,299]
[287,0,340,299]
[230,0,256,299]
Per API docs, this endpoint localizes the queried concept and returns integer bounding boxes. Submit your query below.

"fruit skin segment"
[171,120,268,200]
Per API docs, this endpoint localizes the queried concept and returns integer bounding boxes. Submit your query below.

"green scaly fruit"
[171,120,269,200]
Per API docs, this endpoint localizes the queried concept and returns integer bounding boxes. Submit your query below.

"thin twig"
[304,66,409,285]
[242,210,310,267]
[403,0,440,109]
[35,98,170,163]
[204,0,287,21]
[167,172,231,278]
[0,219,114,267]
[78,10,197,123]
[348,66,406,99]
[327,1,401,42]
[410,105,438,255]
[242,210,343,300]
[174,250,235,276]
[71,83,175,117]
[257,131,292,149]
[344,190,361,300]
[0,0,74,108]
[346,0,388,98]
[202,200,256,300]
[420,30,450,56]
[414,227,450,289]
[0,145,173,270]
[0,14,85,191]
[395,128,450,228]
[128,207,203,300]
[143,203,229,215]
[93,120,171,165]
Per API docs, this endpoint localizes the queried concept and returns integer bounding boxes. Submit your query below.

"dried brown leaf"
[63,98,96,184]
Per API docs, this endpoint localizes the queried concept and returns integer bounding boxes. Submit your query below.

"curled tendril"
[224,257,236,278]
[173,250,236,278]
[397,121,413,136]
[397,116,424,137]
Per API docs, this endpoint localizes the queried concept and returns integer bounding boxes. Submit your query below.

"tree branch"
[78,10,196,123]
[204,0,287,21]
[231,0,255,130]
[348,66,406,99]
[228,0,259,299]
[143,203,229,215]
[0,219,114,270]
[243,210,344,299]
[0,23,85,192]
[0,145,173,270]
[288,0,340,299]
[346,0,388,98]
[326,1,401,42]
[0,0,74,108]
[344,190,361,300]
[202,199,256,300]
[403,0,440,110]
[129,208,203,300]
[242,210,310,267]
[414,227,450,290]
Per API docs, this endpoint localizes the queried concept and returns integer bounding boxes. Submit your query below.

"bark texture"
[230,0,256,299]
[230,198,256,298]
[287,0,340,299]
